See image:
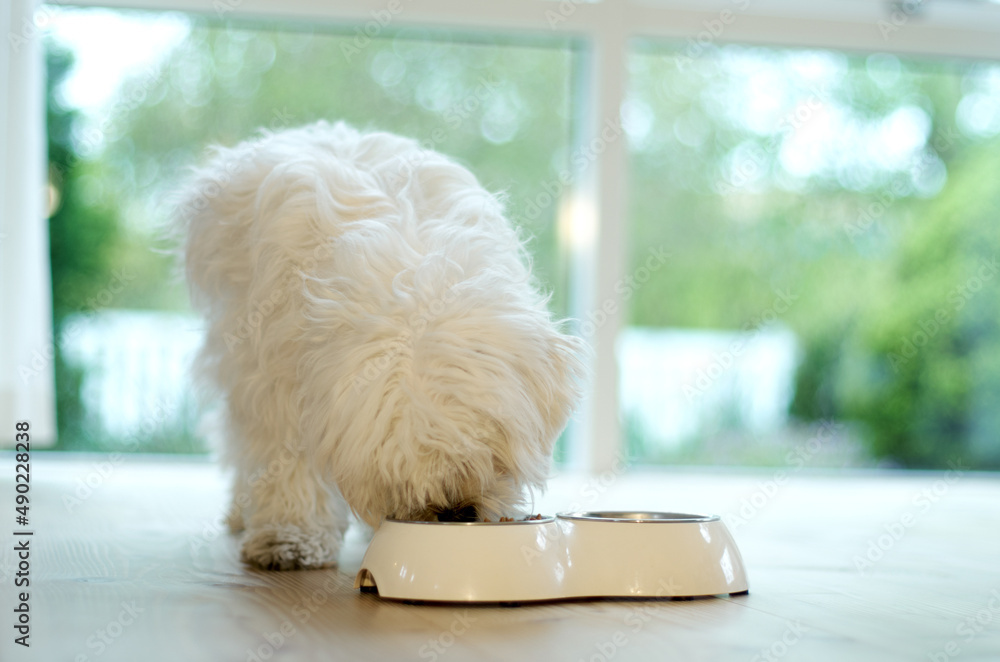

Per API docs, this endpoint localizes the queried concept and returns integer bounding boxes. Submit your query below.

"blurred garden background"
[44,8,1000,470]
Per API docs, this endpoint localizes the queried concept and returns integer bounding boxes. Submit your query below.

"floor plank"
[1,454,998,661]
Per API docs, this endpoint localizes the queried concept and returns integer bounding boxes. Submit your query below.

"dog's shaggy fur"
[177,121,586,569]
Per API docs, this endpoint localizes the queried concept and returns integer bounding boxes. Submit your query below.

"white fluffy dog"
[176,121,586,570]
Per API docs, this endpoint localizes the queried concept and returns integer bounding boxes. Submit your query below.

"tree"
[835,140,1000,468]
[46,42,124,449]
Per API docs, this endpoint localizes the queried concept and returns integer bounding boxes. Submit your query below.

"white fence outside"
[60,310,799,453]
[619,326,800,451]
[61,309,204,442]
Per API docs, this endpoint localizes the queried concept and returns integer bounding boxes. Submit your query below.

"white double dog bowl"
[354,511,749,603]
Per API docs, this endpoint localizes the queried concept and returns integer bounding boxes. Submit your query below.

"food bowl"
[353,511,748,603]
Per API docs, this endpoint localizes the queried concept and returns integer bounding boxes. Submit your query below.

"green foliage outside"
[836,144,1000,468]
[45,13,1000,467]
[46,41,202,452]
[47,43,122,450]
[624,45,999,469]
[46,19,576,454]
[102,24,576,315]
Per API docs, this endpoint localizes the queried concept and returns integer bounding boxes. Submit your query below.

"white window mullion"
[565,2,629,474]
[1,0,57,446]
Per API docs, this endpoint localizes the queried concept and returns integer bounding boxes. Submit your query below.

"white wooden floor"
[1,454,999,661]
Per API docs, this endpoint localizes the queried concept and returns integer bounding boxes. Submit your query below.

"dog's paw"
[241,524,341,571]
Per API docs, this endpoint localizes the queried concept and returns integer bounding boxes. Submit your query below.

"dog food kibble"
[480,514,546,522]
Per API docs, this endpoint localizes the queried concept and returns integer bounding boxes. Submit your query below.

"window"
[40,8,580,454]
[624,42,1000,468]
[4,0,999,471]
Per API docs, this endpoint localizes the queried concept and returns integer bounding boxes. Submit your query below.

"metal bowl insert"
[558,511,719,523]
[385,516,556,526]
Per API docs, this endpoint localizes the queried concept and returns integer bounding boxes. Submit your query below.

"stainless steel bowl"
[385,516,556,526]
[557,511,719,523]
